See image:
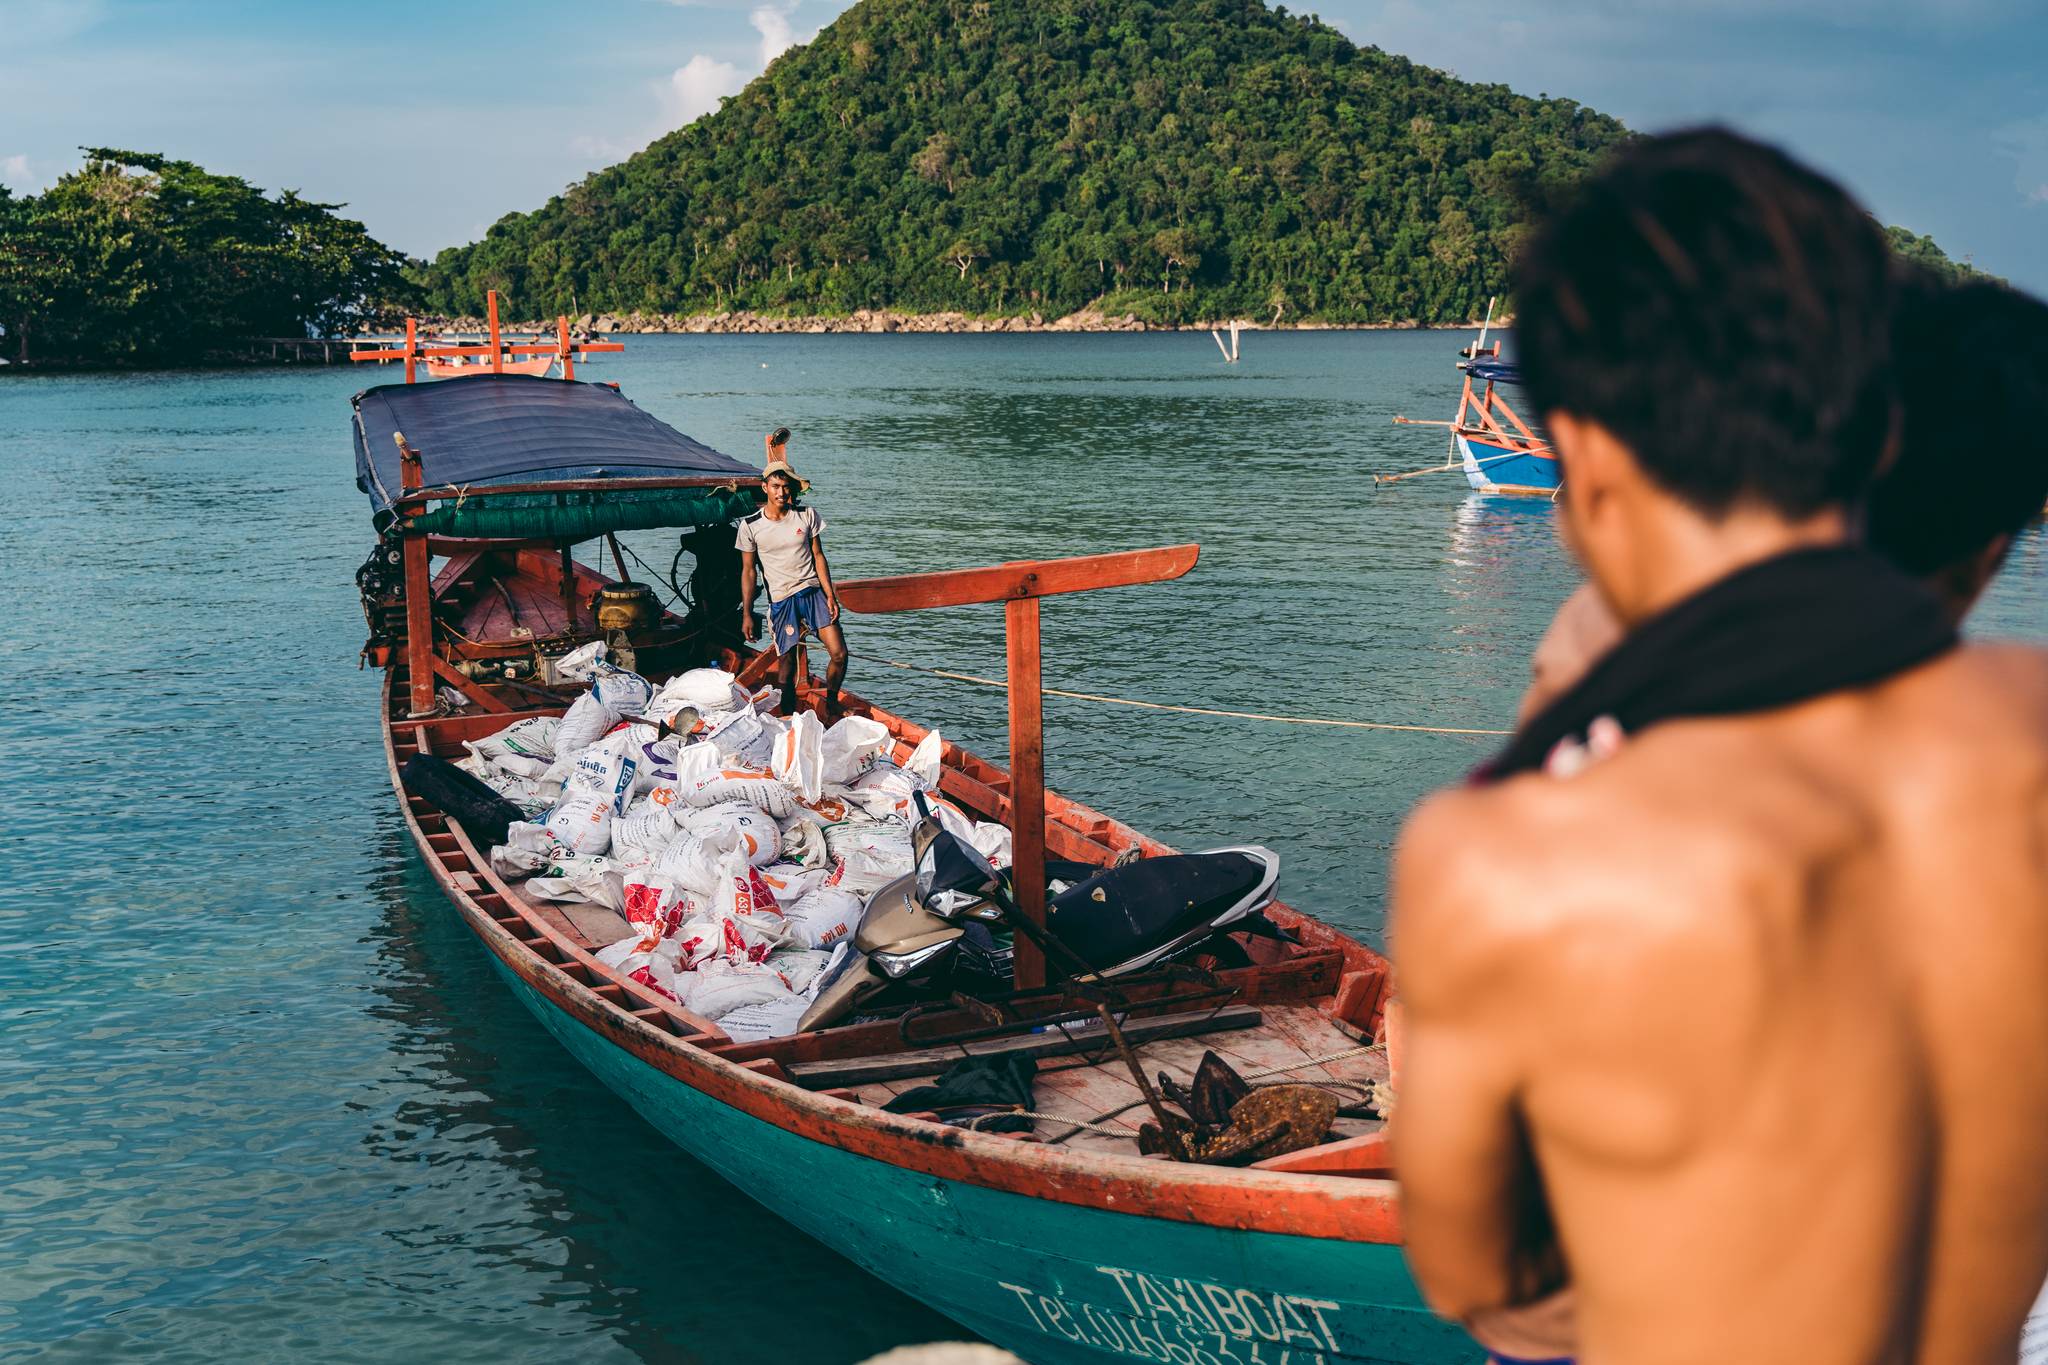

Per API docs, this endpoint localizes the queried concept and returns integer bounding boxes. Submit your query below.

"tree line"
[0,149,414,367]
[0,1,1992,365]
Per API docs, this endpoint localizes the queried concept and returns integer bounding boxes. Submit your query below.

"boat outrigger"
[349,320,1479,1364]
[1385,303,1559,498]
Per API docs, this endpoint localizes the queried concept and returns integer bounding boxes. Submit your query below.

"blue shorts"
[769,586,835,655]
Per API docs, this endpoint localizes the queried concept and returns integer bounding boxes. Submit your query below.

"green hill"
[418,0,1633,325]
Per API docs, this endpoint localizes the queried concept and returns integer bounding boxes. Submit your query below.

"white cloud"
[661,52,745,126]
[1,154,35,190]
[650,4,814,133]
[1993,113,2048,208]
[751,3,803,69]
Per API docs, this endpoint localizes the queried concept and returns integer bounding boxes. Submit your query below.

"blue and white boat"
[1447,357,1559,496]
[1388,311,1560,498]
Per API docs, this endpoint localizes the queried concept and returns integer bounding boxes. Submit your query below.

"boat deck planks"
[554,901,632,948]
[789,1006,1265,1088]
[831,1001,1387,1156]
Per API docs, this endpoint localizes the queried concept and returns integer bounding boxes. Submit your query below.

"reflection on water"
[0,332,2039,1361]
[358,826,955,1364]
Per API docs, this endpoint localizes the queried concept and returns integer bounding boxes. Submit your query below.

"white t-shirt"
[734,506,826,601]
[2021,1275,2048,1365]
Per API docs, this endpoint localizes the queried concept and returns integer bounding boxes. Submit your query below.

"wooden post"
[558,315,575,382]
[559,541,578,628]
[404,315,417,385]
[398,435,437,717]
[833,544,1200,996]
[488,290,502,375]
[1005,595,1047,988]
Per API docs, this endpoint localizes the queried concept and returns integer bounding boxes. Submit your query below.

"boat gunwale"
[379,670,1406,1244]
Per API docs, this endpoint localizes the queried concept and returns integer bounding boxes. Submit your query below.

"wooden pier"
[246,337,360,364]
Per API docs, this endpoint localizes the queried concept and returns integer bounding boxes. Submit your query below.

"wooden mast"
[1004,595,1046,983]
[397,434,437,717]
[836,543,1200,989]
[488,290,502,374]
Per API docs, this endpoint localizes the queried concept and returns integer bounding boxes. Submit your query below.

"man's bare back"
[1396,644,2048,1363]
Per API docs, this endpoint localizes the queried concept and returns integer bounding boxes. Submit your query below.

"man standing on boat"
[1390,129,2048,1365]
[738,432,850,719]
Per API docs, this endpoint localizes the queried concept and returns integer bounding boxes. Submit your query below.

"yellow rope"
[850,653,1512,737]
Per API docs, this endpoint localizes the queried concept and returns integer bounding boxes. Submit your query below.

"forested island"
[421,0,1627,326]
[0,150,412,367]
[0,0,1991,367]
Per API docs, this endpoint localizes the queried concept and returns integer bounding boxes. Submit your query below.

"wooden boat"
[351,338,1481,1364]
[353,289,620,386]
[1388,309,1558,499]
[424,349,556,380]
[1441,355,1558,498]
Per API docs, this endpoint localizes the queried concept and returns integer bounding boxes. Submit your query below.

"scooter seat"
[1044,851,1272,972]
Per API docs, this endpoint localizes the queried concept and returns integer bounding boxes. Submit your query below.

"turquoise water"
[1,333,2041,1361]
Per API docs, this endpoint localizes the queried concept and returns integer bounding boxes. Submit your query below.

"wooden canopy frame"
[835,544,1200,989]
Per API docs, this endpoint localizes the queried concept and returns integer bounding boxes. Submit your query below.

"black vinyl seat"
[1043,851,1270,971]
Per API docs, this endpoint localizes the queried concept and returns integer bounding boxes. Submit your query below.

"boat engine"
[594,581,661,634]
[355,535,406,667]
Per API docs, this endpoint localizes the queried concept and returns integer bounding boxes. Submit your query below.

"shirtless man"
[1391,129,2048,1365]
[1868,275,2048,623]
[1517,271,2048,736]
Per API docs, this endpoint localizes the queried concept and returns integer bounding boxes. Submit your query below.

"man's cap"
[762,459,810,491]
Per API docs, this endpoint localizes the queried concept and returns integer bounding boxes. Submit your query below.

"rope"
[964,1110,1144,1138]
[850,653,1511,737]
[614,538,693,618]
[1239,1042,1384,1081]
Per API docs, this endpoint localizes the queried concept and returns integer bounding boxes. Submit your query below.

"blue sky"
[2,0,2042,291]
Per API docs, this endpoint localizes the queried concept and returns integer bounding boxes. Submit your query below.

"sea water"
[1,332,2041,1361]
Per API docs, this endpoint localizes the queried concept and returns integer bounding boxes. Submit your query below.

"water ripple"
[1,333,2040,1360]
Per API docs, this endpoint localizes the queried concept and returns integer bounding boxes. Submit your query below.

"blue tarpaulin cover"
[352,374,756,517]
[1465,359,1522,385]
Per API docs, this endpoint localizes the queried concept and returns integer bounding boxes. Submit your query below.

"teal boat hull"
[492,960,1480,1365]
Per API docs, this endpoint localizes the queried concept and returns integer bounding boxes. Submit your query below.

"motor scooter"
[798,792,1286,1032]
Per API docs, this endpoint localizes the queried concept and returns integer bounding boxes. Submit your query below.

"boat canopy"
[352,374,760,537]
[1465,359,1522,385]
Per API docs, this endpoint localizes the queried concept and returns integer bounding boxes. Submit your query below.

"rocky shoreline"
[421,305,1480,336]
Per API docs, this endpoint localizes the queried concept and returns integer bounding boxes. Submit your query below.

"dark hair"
[1869,274,2048,574]
[1515,128,1897,519]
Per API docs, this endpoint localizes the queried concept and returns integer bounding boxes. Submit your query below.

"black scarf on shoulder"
[1481,546,1957,783]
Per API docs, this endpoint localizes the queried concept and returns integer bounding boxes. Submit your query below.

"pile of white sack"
[456,643,1015,1043]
